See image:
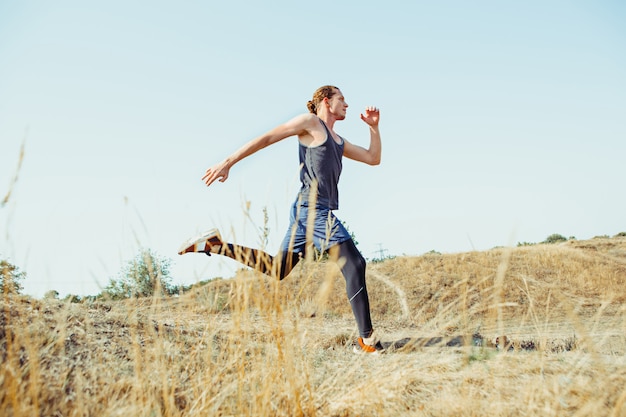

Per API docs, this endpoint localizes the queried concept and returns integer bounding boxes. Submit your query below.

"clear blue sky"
[1,1,625,297]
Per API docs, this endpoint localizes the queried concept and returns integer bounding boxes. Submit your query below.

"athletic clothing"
[284,117,372,337]
[215,116,374,338]
[298,119,344,210]
[222,238,373,338]
[335,239,372,337]
[279,200,352,254]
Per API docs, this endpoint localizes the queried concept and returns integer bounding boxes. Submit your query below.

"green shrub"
[44,290,59,300]
[543,234,568,244]
[63,294,83,303]
[371,254,396,263]
[102,248,174,299]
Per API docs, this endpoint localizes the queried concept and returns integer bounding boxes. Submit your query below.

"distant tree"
[615,232,626,238]
[1,258,25,295]
[103,249,174,299]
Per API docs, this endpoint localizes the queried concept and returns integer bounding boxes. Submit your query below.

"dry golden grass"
[2,236,626,416]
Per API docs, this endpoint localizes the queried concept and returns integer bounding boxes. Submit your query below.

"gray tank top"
[298,118,344,209]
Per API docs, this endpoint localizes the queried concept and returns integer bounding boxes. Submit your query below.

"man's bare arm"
[343,107,381,166]
[202,113,315,187]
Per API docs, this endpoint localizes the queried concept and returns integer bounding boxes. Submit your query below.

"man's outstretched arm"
[202,114,315,187]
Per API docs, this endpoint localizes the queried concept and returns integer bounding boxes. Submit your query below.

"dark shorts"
[280,200,352,254]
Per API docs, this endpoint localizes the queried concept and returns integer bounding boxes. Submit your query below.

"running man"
[179,85,384,353]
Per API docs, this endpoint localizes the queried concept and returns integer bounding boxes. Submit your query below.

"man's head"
[307,85,337,114]
[307,85,348,120]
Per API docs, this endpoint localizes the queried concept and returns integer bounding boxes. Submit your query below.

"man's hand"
[202,160,231,187]
[360,106,380,127]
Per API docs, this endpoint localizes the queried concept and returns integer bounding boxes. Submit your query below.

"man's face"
[326,89,348,120]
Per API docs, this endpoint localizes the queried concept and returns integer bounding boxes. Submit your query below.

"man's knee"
[354,251,366,273]
[337,241,366,275]
[338,241,367,285]
[276,251,301,280]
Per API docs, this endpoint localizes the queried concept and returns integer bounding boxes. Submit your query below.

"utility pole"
[374,243,388,260]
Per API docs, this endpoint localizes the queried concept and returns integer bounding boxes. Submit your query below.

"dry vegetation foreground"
[2,237,626,416]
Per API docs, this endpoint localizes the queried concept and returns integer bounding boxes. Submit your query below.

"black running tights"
[218,239,373,338]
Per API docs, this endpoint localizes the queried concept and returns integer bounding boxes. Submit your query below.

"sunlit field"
[2,236,626,416]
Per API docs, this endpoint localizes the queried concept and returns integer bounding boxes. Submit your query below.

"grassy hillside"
[2,236,626,416]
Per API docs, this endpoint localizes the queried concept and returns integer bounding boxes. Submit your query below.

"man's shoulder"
[292,113,319,124]
[285,113,322,131]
